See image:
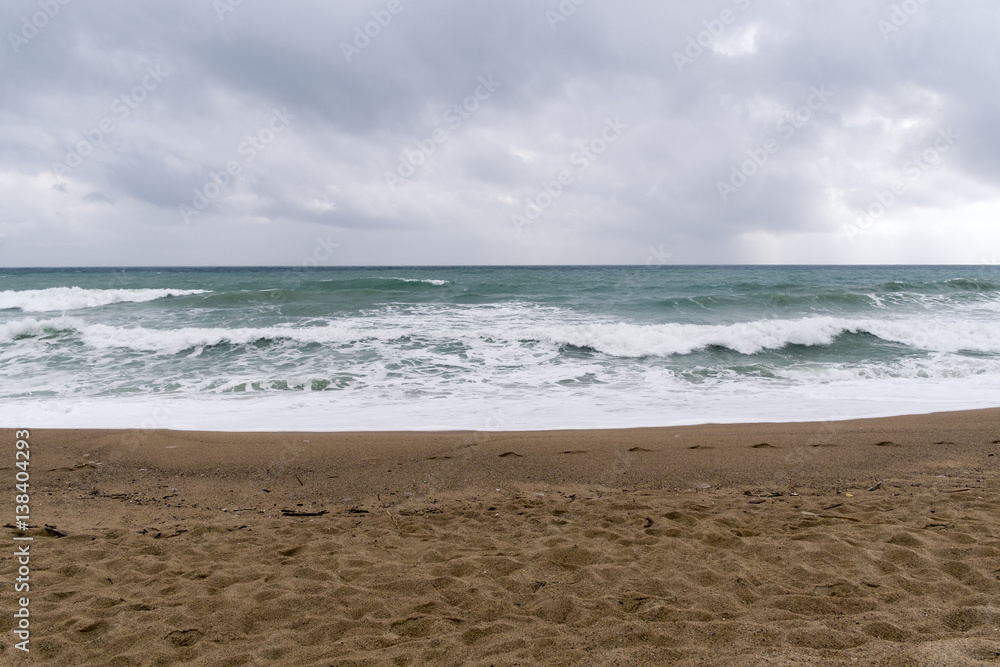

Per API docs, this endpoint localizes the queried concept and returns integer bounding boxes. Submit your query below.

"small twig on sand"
[385,510,400,529]
[44,525,67,537]
[867,479,883,492]
[295,475,304,486]
[817,515,860,522]
[281,509,328,517]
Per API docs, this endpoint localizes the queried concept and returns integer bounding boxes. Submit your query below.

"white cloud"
[712,24,759,57]
[0,1,998,266]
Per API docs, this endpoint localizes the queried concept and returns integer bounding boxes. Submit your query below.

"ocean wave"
[0,287,209,312]
[0,317,81,341]
[3,315,999,357]
[880,278,999,293]
[520,317,1000,357]
[313,277,449,289]
[520,319,846,356]
[942,277,999,291]
[381,277,449,286]
[76,323,368,353]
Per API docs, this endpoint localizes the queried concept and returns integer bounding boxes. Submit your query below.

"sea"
[1,266,998,431]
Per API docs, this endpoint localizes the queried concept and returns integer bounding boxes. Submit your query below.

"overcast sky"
[1,0,997,266]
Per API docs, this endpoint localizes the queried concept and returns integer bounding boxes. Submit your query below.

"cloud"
[1,0,999,266]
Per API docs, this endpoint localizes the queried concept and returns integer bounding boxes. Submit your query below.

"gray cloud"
[1,0,998,266]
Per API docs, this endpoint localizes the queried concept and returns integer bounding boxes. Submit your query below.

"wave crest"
[527,318,1000,357]
[0,287,209,312]
[3,315,998,357]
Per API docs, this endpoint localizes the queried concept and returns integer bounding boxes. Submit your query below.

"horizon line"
[2,263,997,271]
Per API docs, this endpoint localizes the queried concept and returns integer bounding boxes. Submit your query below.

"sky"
[1,0,998,266]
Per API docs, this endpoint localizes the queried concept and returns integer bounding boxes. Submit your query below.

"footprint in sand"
[166,629,204,647]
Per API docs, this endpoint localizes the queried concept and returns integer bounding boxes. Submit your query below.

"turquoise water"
[1,266,999,430]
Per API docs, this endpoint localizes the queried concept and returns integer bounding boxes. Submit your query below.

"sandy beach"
[3,409,1000,665]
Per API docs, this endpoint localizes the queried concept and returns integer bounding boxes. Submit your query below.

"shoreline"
[9,400,1000,434]
[3,409,999,664]
[16,407,1000,497]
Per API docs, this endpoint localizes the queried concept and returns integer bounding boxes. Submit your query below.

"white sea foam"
[0,316,80,341]
[0,287,209,312]
[381,277,449,286]
[4,373,999,431]
[77,323,371,353]
[515,317,1000,356]
[517,318,845,356]
[4,268,1000,431]
[2,312,999,429]
[4,314,1000,356]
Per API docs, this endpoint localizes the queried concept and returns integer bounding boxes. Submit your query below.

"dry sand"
[2,409,1000,665]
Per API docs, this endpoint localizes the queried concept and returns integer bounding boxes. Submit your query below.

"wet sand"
[2,409,1000,665]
